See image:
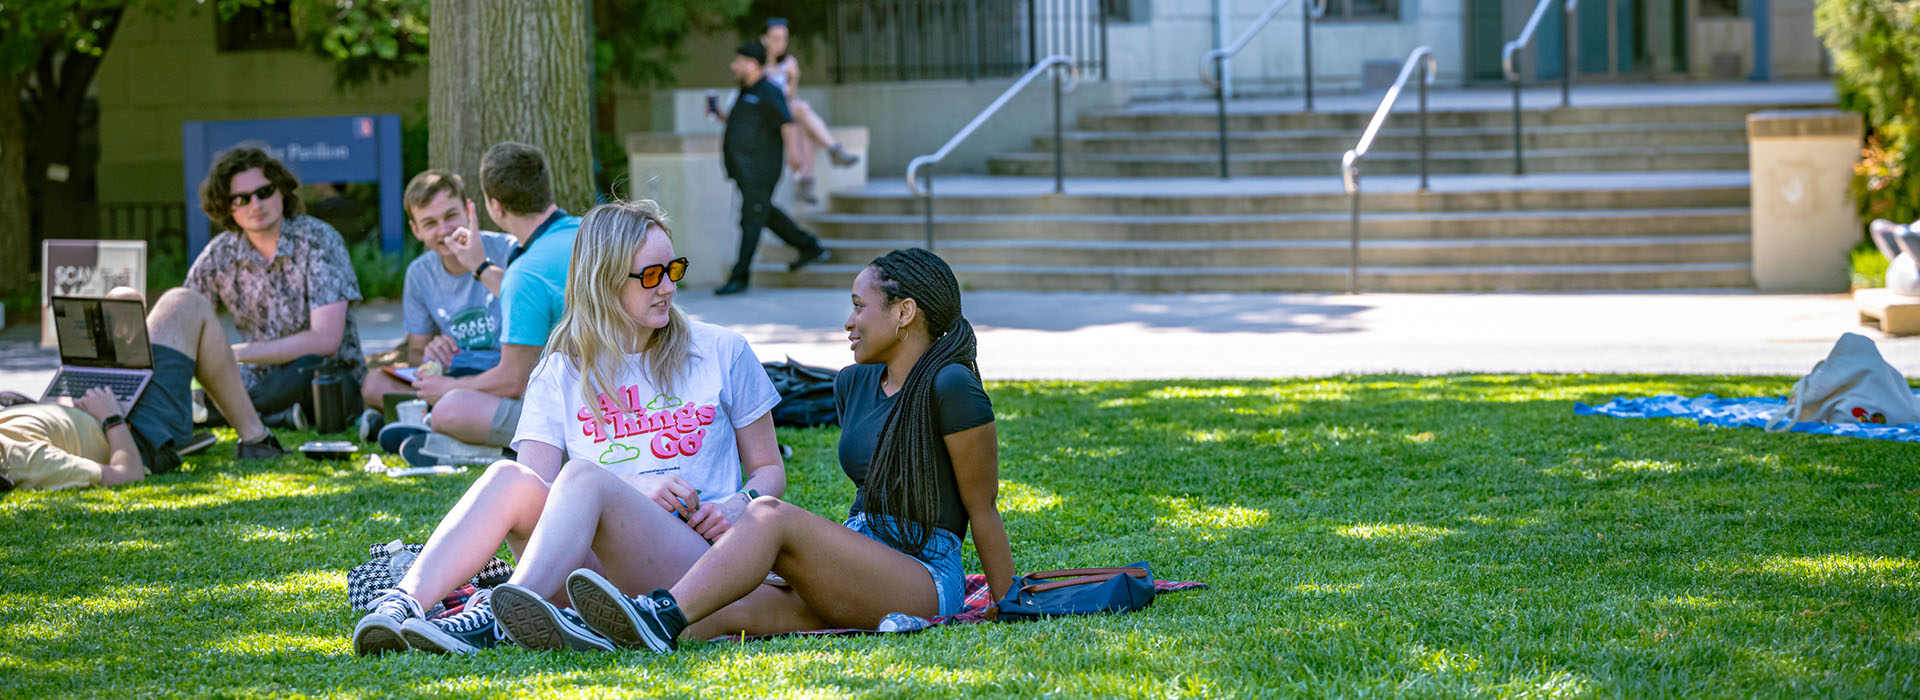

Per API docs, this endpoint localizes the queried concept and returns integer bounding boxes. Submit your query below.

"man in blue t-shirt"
[358,170,515,421]
[408,142,580,448]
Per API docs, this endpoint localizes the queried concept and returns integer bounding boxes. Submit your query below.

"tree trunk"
[0,73,31,297]
[428,0,491,227]
[478,0,595,215]
[27,11,118,249]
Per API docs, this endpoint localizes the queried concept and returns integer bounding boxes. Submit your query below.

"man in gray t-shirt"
[401,231,515,354]
[359,170,514,412]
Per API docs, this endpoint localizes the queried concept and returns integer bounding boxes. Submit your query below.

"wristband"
[739,488,761,504]
[472,260,495,281]
[99,414,127,431]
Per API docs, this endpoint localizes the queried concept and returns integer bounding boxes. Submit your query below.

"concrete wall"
[650,79,1131,176]
[1105,0,1467,99]
[1692,17,1755,80]
[95,6,425,204]
[1767,0,1826,79]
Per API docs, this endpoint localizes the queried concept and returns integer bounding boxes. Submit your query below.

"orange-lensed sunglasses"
[629,258,689,288]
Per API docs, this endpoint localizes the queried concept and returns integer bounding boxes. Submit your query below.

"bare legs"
[785,99,852,184]
[785,124,815,182]
[392,459,591,608]
[515,462,825,638]
[424,388,503,445]
[791,99,838,154]
[142,288,270,443]
[360,369,414,411]
[666,498,938,630]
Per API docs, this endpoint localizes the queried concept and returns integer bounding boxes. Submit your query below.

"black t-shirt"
[835,362,995,538]
[722,78,792,189]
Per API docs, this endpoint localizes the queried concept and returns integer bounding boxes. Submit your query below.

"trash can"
[1746,109,1864,292]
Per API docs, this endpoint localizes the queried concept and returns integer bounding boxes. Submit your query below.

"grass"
[2,374,1917,698]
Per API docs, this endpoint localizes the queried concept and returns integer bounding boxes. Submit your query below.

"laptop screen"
[51,296,153,370]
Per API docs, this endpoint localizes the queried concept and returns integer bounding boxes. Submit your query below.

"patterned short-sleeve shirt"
[184,214,365,384]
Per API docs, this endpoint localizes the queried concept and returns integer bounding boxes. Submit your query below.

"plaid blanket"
[729,573,1207,640]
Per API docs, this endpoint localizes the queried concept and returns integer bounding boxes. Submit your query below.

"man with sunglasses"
[185,147,365,429]
[405,142,582,453]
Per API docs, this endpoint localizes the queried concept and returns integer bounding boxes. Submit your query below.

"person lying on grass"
[483,247,1014,651]
[0,288,287,492]
[351,200,788,655]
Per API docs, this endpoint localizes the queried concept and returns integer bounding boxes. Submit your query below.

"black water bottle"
[311,369,347,434]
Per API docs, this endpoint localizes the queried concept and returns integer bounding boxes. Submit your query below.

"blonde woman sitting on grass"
[352,200,790,655]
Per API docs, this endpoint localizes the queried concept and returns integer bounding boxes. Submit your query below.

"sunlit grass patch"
[1751,553,1920,588]
[997,481,1062,513]
[1154,497,1270,540]
[0,374,1915,698]
[1336,523,1458,545]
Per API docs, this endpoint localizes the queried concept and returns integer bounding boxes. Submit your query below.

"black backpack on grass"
[763,358,839,428]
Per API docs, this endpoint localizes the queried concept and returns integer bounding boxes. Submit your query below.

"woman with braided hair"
[495,247,1013,651]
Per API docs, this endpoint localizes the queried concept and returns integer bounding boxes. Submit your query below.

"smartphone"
[705,90,721,116]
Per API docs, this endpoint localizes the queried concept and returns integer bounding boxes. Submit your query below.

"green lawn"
[2,375,1916,698]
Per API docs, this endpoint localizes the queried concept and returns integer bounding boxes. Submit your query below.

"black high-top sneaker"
[565,569,686,653]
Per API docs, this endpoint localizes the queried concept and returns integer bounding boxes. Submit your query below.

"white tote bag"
[1766,333,1920,431]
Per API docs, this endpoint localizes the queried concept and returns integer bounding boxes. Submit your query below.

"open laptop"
[40,296,154,407]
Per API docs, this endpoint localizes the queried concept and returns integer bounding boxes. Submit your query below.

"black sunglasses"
[629,258,689,289]
[229,183,278,208]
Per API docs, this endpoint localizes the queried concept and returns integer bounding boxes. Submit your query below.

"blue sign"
[182,114,404,259]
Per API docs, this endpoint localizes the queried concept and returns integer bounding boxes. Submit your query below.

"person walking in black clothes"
[713,39,831,296]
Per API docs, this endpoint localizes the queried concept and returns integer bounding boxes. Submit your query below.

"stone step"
[752,261,1755,292]
[1077,101,1826,133]
[828,173,1752,215]
[1034,122,1749,155]
[807,207,1751,241]
[767,234,1749,268]
[987,146,1750,177]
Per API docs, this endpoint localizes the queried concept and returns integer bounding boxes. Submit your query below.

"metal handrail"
[1199,0,1327,177]
[905,55,1080,248]
[1199,0,1325,90]
[1502,0,1577,173]
[1339,46,1436,295]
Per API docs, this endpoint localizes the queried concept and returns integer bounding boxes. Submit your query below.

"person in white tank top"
[761,18,859,204]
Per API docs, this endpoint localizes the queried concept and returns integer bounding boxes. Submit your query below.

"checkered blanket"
[732,574,1207,640]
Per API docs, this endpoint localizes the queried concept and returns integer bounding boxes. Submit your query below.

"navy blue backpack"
[995,562,1156,621]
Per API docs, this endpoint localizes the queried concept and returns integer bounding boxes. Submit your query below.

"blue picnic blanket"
[1574,391,1920,443]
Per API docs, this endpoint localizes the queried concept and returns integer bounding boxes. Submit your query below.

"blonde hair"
[544,200,694,429]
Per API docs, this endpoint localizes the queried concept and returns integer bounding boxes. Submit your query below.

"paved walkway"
[5,291,1916,390]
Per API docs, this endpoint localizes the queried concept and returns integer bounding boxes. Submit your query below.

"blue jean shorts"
[844,511,965,617]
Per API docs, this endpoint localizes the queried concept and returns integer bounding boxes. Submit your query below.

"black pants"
[205,354,359,428]
[730,181,820,284]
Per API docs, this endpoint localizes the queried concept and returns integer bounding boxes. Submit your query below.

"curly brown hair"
[198,147,305,233]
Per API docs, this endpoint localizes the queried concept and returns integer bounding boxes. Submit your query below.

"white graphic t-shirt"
[513,321,781,501]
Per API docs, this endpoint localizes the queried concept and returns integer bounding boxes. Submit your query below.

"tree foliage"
[1815,0,1920,228]
[596,0,751,89]
[286,0,432,87]
[278,0,751,92]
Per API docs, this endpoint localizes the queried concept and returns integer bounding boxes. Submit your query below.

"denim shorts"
[844,511,965,617]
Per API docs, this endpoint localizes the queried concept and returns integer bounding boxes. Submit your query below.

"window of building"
[1323,0,1398,21]
[215,0,297,52]
[1103,0,1149,24]
[1697,0,1742,18]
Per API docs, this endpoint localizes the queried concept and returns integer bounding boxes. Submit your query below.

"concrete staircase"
[995,104,1765,177]
[753,84,1835,292]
